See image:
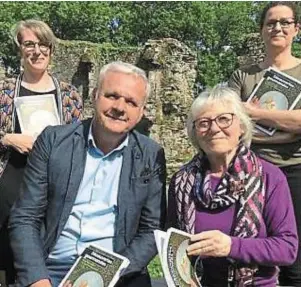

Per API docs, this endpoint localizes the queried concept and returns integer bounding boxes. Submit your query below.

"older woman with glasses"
[167,86,298,287]
[0,19,82,285]
[229,2,301,285]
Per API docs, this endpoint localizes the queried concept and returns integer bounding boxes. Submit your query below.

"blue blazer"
[8,119,166,287]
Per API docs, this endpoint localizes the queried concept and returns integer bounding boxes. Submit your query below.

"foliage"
[0,2,294,87]
[148,255,163,279]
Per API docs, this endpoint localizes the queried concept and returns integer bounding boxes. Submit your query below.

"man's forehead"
[100,71,147,92]
[98,71,147,103]
[102,70,145,83]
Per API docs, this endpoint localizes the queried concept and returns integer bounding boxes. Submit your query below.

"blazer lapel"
[115,134,136,248]
[56,120,91,240]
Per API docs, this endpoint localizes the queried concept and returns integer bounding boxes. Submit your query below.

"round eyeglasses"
[193,113,235,132]
[21,40,51,53]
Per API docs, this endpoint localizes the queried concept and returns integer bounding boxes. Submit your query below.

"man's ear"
[92,88,98,102]
[137,106,146,123]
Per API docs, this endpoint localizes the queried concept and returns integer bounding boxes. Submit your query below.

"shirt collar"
[88,121,129,157]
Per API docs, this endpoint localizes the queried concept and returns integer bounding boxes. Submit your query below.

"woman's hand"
[190,279,199,287]
[187,230,232,258]
[1,133,35,154]
[30,279,52,287]
[63,280,88,287]
[243,99,261,121]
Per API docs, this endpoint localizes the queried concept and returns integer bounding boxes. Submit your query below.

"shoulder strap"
[51,75,64,124]
[11,73,22,132]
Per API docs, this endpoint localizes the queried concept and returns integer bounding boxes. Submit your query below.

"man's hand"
[1,133,35,154]
[187,230,231,258]
[30,279,52,287]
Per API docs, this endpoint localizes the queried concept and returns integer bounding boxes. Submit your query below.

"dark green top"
[229,63,301,167]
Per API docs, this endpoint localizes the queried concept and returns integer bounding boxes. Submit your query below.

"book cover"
[14,94,60,138]
[155,228,202,287]
[247,67,301,136]
[58,245,129,287]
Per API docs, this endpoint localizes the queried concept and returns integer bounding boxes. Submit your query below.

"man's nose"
[113,97,126,111]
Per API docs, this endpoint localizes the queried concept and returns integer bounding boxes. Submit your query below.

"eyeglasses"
[265,18,296,30]
[193,113,235,132]
[21,40,51,53]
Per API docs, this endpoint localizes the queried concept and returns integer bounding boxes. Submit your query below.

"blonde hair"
[187,85,253,152]
[11,19,56,54]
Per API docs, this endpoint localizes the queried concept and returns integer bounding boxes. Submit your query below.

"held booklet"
[154,228,202,287]
[14,94,60,138]
[58,245,130,287]
[247,67,301,136]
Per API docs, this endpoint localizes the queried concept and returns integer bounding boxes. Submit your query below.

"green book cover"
[59,245,129,287]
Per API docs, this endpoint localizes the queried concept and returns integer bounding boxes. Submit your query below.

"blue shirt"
[46,124,128,286]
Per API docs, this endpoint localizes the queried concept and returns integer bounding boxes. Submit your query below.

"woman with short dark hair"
[229,2,301,285]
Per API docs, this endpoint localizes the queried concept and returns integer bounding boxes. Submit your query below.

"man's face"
[94,71,146,137]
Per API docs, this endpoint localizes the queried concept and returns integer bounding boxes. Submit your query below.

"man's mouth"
[106,114,126,122]
[209,137,225,141]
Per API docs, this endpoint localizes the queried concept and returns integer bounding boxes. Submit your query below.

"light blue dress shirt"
[46,124,128,286]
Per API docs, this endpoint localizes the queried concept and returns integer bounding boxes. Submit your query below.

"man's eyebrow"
[105,91,138,102]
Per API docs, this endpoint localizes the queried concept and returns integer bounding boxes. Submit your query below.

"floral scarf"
[172,145,266,286]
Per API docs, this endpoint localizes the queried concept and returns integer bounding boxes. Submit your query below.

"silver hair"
[187,85,253,152]
[96,61,150,101]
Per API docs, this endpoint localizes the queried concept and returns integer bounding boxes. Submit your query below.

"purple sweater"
[194,159,298,286]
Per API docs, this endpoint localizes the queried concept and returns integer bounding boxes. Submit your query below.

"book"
[14,94,60,138]
[247,67,301,136]
[154,228,202,287]
[58,245,130,287]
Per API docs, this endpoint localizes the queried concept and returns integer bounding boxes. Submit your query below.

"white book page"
[14,94,60,138]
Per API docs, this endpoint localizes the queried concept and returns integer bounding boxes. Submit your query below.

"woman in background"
[0,19,83,285]
[229,2,301,285]
[167,86,298,286]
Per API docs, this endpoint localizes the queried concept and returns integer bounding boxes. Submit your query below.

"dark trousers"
[115,272,152,287]
[279,164,301,287]
[0,221,15,286]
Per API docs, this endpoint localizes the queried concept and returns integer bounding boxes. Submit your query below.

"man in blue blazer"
[8,61,166,287]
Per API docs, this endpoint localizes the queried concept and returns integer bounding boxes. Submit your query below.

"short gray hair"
[187,85,253,152]
[96,61,150,100]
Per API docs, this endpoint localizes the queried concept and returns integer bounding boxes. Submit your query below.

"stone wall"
[137,39,197,175]
[52,38,197,177]
[0,34,265,178]
[238,33,265,67]
[52,40,140,118]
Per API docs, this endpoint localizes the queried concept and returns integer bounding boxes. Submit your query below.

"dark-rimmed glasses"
[21,40,51,53]
[265,18,296,30]
[193,113,235,132]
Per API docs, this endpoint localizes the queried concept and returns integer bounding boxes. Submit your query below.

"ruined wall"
[52,38,197,176]
[52,40,140,118]
[237,33,265,67]
[0,34,266,177]
[137,39,197,175]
